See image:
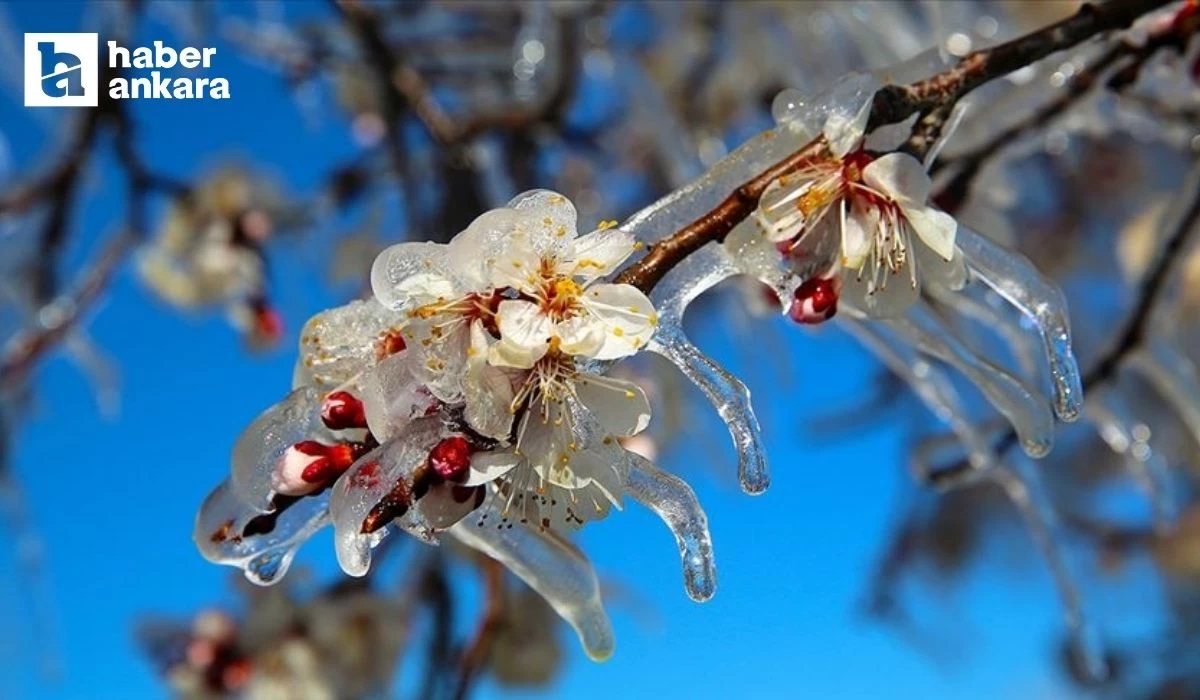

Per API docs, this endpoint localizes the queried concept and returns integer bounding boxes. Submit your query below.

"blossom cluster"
[195,190,714,660]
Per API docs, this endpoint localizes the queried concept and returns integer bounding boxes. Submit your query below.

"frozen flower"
[753,140,960,318]
[196,191,718,663]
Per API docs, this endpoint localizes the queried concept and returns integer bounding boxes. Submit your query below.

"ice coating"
[450,502,616,661]
[956,224,1083,422]
[840,316,996,479]
[329,420,441,577]
[648,323,768,495]
[298,299,402,391]
[991,462,1108,683]
[359,351,435,442]
[194,480,330,586]
[926,283,1042,381]
[623,452,716,602]
[231,386,327,513]
[880,302,1055,458]
[1128,336,1200,450]
[1085,388,1175,531]
[370,241,457,313]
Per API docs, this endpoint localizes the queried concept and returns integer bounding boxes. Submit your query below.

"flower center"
[541,276,583,319]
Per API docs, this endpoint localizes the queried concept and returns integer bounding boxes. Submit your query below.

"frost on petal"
[560,227,637,282]
[648,324,768,495]
[449,505,616,661]
[861,152,933,208]
[579,283,657,360]
[904,206,957,262]
[194,480,330,586]
[507,189,578,258]
[298,299,403,390]
[232,386,327,513]
[329,421,441,577]
[575,374,651,437]
[491,299,553,369]
[956,224,1083,422]
[464,320,518,441]
[623,452,716,602]
[404,317,470,403]
[821,72,878,157]
[371,242,457,312]
[360,351,436,443]
[881,301,1055,458]
[447,208,526,288]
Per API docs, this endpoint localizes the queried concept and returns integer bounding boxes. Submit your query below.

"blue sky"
[0,3,1091,699]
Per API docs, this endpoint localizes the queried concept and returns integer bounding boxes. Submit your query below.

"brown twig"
[613,0,1175,295]
[452,557,506,700]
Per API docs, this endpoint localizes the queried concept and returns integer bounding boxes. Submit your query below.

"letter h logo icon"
[24,33,98,107]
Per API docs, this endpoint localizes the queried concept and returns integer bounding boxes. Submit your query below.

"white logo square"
[24,33,99,107]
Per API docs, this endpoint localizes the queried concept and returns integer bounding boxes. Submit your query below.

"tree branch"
[613,0,1176,295]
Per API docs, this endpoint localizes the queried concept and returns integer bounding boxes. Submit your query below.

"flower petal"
[578,283,657,360]
[371,242,457,312]
[464,450,522,486]
[298,299,403,391]
[904,205,958,262]
[841,203,875,271]
[861,152,933,207]
[360,351,437,442]
[491,299,553,369]
[508,189,578,258]
[559,227,636,281]
[464,320,518,440]
[575,374,651,437]
[556,314,606,358]
[447,208,526,288]
[232,386,328,513]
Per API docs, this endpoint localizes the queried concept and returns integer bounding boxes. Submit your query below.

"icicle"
[990,461,1108,683]
[193,480,330,586]
[880,301,1055,458]
[840,316,996,481]
[638,245,768,494]
[329,419,441,577]
[450,503,616,661]
[955,224,1083,423]
[1127,335,1200,449]
[231,386,327,513]
[926,283,1042,381]
[1085,388,1175,531]
[648,323,768,494]
[623,452,716,602]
